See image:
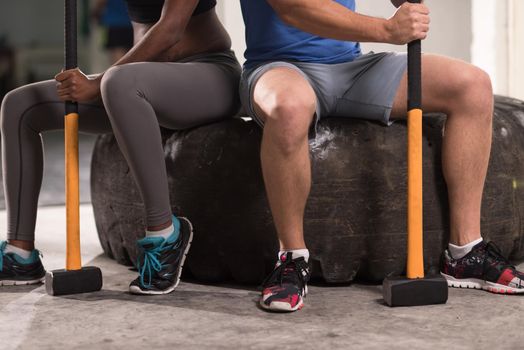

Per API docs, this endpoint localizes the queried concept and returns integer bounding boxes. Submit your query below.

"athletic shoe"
[0,241,46,286]
[441,240,524,294]
[129,216,193,295]
[260,252,311,312]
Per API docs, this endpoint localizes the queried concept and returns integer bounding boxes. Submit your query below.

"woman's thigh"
[108,61,241,130]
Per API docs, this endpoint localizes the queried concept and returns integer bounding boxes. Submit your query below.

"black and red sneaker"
[441,241,524,294]
[260,252,310,312]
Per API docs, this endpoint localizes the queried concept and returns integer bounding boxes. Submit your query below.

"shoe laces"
[262,252,310,293]
[137,239,180,288]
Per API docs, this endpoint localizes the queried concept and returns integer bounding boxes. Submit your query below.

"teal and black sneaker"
[0,241,46,286]
[129,216,193,295]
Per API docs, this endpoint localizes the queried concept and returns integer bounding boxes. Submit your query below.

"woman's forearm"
[96,0,199,79]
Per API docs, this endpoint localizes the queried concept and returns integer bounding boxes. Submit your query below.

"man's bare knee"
[253,68,316,120]
[451,66,494,119]
[253,69,316,155]
[257,94,313,153]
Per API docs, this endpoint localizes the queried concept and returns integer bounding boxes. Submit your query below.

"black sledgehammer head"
[383,275,448,307]
[45,266,103,296]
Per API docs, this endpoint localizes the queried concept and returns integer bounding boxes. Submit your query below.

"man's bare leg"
[253,67,317,311]
[391,54,493,246]
[392,56,524,294]
[253,68,317,250]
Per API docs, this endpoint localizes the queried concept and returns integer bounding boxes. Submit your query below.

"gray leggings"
[0,50,241,241]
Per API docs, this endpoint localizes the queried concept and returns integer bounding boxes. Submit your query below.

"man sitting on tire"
[239,0,524,312]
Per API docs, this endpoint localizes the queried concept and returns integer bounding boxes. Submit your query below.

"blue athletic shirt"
[240,0,362,69]
[102,0,132,27]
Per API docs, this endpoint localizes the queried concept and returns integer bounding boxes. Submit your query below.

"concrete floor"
[1,206,524,350]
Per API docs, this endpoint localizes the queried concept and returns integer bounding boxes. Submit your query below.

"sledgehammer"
[45,0,103,296]
[382,0,448,307]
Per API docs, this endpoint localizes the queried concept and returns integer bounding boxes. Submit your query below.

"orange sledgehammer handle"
[65,0,81,271]
[65,112,81,270]
[406,0,424,279]
[407,108,423,278]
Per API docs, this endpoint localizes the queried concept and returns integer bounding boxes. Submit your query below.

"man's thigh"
[241,63,318,128]
[390,54,491,119]
[329,52,407,125]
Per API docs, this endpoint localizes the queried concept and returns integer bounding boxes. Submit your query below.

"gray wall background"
[0,1,64,47]
[1,0,474,81]
[358,0,472,62]
[0,1,94,208]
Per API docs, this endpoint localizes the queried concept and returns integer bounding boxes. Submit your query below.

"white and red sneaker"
[441,241,524,294]
[260,252,310,312]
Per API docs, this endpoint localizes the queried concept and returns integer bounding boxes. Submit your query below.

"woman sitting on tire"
[0,0,240,295]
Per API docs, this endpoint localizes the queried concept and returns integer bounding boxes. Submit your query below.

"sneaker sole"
[129,217,194,295]
[441,273,524,294]
[0,277,45,286]
[259,296,305,312]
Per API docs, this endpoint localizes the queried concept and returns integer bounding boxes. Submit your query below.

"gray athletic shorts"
[240,52,407,133]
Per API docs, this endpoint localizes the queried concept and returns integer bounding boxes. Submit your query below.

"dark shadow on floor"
[51,253,385,320]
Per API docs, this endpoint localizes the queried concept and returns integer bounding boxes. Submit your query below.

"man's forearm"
[268,0,393,43]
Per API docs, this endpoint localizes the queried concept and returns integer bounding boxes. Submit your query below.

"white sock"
[5,243,32,259]
[278,249,310,264]
[146,224,174,240]
[448,237,483,259]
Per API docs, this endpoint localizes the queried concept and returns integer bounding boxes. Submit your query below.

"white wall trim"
[508,0,524,100]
